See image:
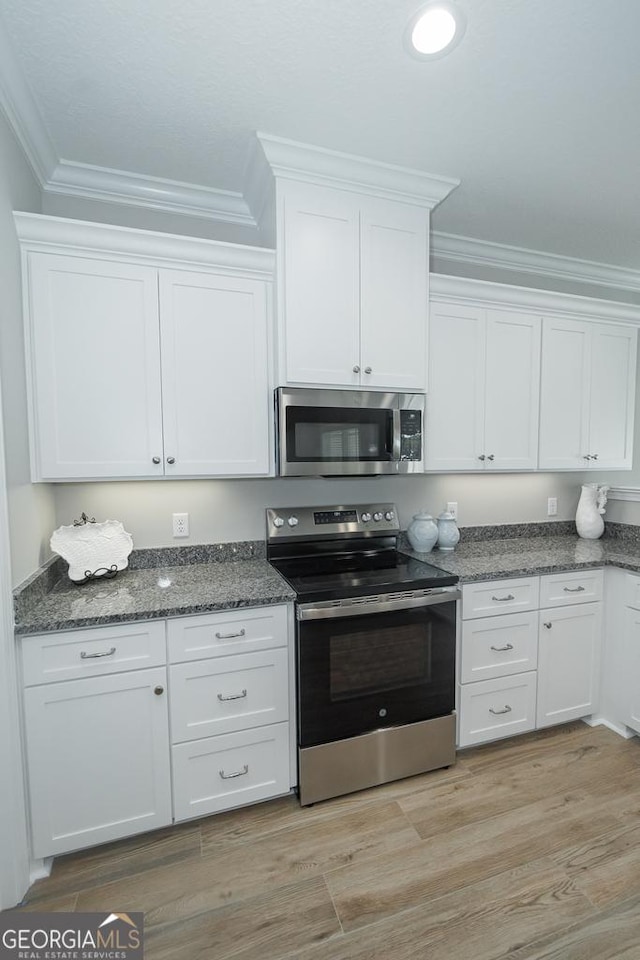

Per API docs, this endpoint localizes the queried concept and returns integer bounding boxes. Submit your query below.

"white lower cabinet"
[459,571,603,747]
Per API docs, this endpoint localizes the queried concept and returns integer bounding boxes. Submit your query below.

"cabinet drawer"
[462,577,539,620]
[458,672,537,747]
[625,573,640,611]
[168,605,289,663]
[539,569,603,608]
[21,621,167,686]
[460,611,538,683]
[170,648,289,743]
[172,722,290,821]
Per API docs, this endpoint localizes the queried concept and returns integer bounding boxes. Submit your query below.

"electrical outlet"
[172,512,189,538]
[547,497,558,517]
[446,501,458,520]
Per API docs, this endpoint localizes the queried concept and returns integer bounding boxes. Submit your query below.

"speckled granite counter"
[403,533,640,583]
[14,555,295,636]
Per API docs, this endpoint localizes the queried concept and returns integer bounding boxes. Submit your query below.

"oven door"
[296,592,457,748]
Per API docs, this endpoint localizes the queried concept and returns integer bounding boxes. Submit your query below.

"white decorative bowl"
[50,520,134,583]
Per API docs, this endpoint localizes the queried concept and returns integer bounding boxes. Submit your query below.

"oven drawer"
[172,723,290,821]
[539,569,603,608]
[460,611,538,683]
[462,577,539,620]
[169,648,289,743]
[458,672,537,747]
[167,605,289,663]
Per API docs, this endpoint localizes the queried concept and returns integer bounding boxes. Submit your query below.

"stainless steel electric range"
[266,503,460,805]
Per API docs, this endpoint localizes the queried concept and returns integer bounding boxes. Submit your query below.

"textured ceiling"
[2,0,640,266]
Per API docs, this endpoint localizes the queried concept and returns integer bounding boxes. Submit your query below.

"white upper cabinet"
[246,133,459,392]
[425,299,541,471]
[16,215,275,481]
[539,318,637,470]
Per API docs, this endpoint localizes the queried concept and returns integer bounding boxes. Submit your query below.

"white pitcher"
[575,483,609,540]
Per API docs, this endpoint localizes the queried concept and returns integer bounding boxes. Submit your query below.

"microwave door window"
[287,408,393,462]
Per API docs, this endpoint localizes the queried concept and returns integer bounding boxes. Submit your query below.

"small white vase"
[407,512,438,552]
[437,511,460,551]
[575,483,609,540]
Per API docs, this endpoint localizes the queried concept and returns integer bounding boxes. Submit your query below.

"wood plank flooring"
[18,722,640,960]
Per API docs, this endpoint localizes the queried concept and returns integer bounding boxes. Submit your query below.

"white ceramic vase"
[575,483,609,540]
[436,511,460,551]
[407,512,438,552]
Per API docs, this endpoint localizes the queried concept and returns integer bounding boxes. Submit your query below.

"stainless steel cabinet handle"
[364,366,372,374]
[478,454,486,461]
[563,585,585,593]
[154,685,164,696]
[219,764,249,780]
[584,454,592,460]
[80,646,116,659]
[490,643,514,652]
[353,365,360,373]
[152,456,161,464]
[215,628,246,640]
[487,454,495,461]
[543,621,552,629]
[489,705,512,715]
[592,454,599,460]
[166,456,176,465]
[492,594,515,602]
[217,689,247,702]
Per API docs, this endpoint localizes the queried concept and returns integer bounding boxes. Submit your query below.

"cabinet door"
[23,667,171,858]
[280,181,360,386]
[159,270,271,476]
[538,318,591,470]
[484,310,541,470]
[25,253,164,479]
[624,607,640,734]
[588,323,637,469]
[536,603,601,728]
[359,198,428,391]
[424,302,485,470]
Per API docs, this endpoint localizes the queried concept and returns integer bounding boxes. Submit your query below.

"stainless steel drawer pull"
[491,594,515,602]
[215,628,246,640]
[219,764,249,780]
[563,585,585,593]
[489,705,512,715]
[490,643,514,652]
[217,689,247,702]
[80,647,116,659]
[543,621,552,629]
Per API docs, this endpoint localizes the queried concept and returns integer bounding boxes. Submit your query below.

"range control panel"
[266,503,400,540]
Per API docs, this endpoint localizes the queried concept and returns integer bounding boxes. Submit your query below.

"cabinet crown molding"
[14,213,275,279]
[430,273,640,325]
[247,132,460,210]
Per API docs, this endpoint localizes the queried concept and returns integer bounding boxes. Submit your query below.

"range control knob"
[287,515,299,527]
[361,512,372,522]
[384,511,394,522]
[273,516,284,528]
[373,512,383,521]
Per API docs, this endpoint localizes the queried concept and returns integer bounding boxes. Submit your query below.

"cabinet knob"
[364,366,372,375]
[543,622,552,629]
[353,365,360,373]
[487,454,495,461]
[154,685,164,695]
[584,454,592,460]
[166,456,176,465]
[478,454,486,461]
[152,456,161,464]
[592,453,599,460]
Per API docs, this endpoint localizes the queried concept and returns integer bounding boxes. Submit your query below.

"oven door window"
[297,603,456,748]
[286,406,393,463]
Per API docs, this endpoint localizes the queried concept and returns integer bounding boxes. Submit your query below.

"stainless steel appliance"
[267,503,459,805]
[275,387,424,476]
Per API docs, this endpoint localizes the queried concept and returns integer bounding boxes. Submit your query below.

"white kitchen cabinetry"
[459,570,603,747]
[16,214,274,480]
[425,302,541,471]
[248,134,459,391]
[168,605,291,821]
[539,318,637,470]
[604,571,640,736]
[21,622,172,859]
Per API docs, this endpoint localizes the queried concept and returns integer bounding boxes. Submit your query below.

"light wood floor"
[19,722,640,959]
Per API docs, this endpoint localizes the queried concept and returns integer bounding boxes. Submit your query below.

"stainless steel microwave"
[275,387,425,477]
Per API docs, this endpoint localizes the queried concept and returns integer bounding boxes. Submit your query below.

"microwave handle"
[392,409,402,461]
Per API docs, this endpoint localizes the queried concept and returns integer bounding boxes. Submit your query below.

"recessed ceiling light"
[405,2,466,60]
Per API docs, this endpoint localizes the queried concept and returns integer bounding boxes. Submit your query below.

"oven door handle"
[297,588,461,621]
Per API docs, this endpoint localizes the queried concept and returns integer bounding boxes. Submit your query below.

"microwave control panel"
[400,410,422,461]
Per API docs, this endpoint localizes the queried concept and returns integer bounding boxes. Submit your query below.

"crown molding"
[432,231,640,293]
[252,132,460,209]
[430,273,640,324]
[608,488,640,503]
[14,212,275,279]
